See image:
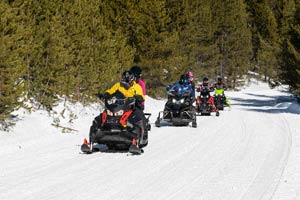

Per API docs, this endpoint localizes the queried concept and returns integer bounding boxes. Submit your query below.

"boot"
[136,120,145,145]
[129,138,143,154]
[129,120,144,154]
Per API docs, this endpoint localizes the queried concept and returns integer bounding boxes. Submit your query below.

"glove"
[134,95,144,110]
[96,93,104,99]
[103,92,111,99]
[191,96,196,103]
[134,95,143,103]
[166,85,171,91]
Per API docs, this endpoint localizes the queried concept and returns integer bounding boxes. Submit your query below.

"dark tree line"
[1,0,300,120]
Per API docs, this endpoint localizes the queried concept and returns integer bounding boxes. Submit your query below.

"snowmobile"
[155,85,197,128]
[196,86,220,116]
[213,88,229,111]
[213,94,226,110]
[81,92,151,154]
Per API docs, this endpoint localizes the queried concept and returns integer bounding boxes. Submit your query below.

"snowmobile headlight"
[172,98,176,103]
[107,110,113,116]
[180,99,184,103]
[115,110,124,116]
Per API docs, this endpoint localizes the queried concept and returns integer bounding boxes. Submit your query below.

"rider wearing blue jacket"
[166,74,192,93]
[165,74,194,110]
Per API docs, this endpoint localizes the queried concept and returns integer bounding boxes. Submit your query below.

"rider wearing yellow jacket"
[105,79,145,101]
[102,71,146,152]
[104,71,145,110]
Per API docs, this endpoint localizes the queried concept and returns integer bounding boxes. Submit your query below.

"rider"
[92,71,145,152]
[130,65,146,110]
[214,76,231,107]
[166,74,192,94]
[186,71,195,102]
[197,76,213,95]
[197,76,218,112]
[165,74,193,109]
[214,76,227,90]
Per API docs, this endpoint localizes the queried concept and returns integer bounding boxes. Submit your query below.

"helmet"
[203,76,209,85]
[122,71,135,85]
[217,76,223,83]
[179,74,188,84]
[130,66,142,80]
[186,71,194,83]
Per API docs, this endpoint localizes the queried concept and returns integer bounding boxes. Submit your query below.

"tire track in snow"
[161,110,254,200]
[125,114,242,200]
[106,115,231,200]
[240,113,292,200]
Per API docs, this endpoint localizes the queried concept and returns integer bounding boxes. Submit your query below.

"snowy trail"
[0,80,299,200]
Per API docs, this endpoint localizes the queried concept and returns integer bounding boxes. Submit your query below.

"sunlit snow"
[0,79,299,200]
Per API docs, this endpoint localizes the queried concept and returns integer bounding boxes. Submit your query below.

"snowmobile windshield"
[105,91,135,112]
[168,86,191,98]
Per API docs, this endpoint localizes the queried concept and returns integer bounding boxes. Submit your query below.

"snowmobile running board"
[128,144,144,155]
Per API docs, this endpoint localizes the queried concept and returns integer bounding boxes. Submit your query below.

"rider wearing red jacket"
[196,77,218,112]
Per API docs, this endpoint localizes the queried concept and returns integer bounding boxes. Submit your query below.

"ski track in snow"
[0,80,299,200]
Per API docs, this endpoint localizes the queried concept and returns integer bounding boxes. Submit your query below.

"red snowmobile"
[196,84,220,116]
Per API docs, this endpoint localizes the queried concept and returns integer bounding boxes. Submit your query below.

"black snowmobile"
[213,94,226,110]
[81,92,151,154]
[155,86,197,128]
[213,88,229,111]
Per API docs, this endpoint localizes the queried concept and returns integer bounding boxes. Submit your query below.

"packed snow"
[0,79,300,200]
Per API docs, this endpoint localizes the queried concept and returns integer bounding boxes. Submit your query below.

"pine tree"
[66,0,134,101]
[24,0,67,109]
[212,0,252,88]
[25,0,134,107]
[135,0,182,94]
[99,0,183,96]
[245,0,280,83]
[0,1,33,120]
[173,0,217,82]
[280,0,300,93]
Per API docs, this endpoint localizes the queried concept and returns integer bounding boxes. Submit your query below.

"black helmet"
[203,76,209,86]
[217,76,223,82]
[130,66,142,79]
[122,71,135,85]
[179,74,188,84]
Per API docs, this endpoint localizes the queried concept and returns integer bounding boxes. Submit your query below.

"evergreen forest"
[1,0,300,121]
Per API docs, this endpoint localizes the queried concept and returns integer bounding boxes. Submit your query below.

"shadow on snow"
[230,92,300,114]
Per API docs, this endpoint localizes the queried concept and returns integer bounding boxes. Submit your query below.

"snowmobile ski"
[128,144,144,155]
[80,138,93,154]
[81,143,93,154]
